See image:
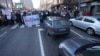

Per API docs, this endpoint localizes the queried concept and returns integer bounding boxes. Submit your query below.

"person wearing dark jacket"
[16,11,22,25]
[66,12,70,21]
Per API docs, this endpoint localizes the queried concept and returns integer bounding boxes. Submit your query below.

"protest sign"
[23,14,40,27]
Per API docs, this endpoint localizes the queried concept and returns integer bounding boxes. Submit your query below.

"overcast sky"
[32,0,40,9]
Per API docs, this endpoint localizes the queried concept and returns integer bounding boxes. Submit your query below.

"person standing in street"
[6,12,12,25]
[16,10,22,25]
[66,11,70,21]
[79,10,83,16]
[11,12,16,25]
[74,10,79,18]
[22,11,27,24]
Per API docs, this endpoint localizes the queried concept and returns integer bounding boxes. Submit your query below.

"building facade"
[20,0,33,9]
[0,0,13,9]
[40,0,63,10]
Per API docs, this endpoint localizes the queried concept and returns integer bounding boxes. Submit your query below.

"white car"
[69,16,100,35]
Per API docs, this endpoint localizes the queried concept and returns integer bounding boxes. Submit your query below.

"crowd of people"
[0,10,25,26]
[0,7,91,27]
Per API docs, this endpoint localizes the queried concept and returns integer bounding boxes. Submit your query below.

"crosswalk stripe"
[20,25,25,28]
[1,27,7,30]
[11,24,18,30]
[0,31,7,37]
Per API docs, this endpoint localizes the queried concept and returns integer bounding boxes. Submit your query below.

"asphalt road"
[0,24,99,56]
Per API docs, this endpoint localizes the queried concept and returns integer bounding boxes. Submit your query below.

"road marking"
[36,25,40,27]
[20,25,25,28]
[11,24,18,30]
[1,27,7,31]
[0,32,7,37]
[71,30,84,39]
[71,30,99,42]
[38,28,45,56]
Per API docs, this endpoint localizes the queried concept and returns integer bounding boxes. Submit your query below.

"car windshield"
[77,45,100,56]
[53,20,68,28]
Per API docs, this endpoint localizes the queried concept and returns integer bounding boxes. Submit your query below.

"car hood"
[59,38,100,56]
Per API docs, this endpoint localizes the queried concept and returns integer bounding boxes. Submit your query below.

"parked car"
[59,38,100,56]
[69,16,100,35]
[44,16,70,37]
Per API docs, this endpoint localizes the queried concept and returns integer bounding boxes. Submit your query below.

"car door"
[74,17,84,28]
[81,17,95,30]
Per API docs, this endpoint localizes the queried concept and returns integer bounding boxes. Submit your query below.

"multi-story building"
[75,0,100,16]
[20,0,33,9]
[63,0,100,16]
[0,0,13,9]
[40,0,63,10]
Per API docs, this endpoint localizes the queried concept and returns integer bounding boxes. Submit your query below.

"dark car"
[59,38,100,56]
[44,16,70,37]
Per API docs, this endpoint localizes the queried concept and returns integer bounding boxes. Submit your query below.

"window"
[76,17,83,21]
[84,18,94,23]
[76,45,100,56]
[46,19,52,26]
[53,20,67,28]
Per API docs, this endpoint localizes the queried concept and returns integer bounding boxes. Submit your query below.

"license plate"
[59,29,66,31]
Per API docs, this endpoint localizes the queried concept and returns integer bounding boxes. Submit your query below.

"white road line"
[71,30,98,42]
[38,28,45,56]
[11,24,18,30]
[1,27,7,31]
[71,30,84,39]
[20,25,25,28]
[36,25,40,27]
[0,32,7,37]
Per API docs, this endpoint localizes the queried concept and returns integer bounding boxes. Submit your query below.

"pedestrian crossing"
[20,25,25,28]
[10,24,19,30]
[10,24,37,30]
[0,24,37,31]
[10,24,26,30]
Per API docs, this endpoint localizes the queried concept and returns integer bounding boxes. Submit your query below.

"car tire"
[87,28,95,35]
[69,21,73,26]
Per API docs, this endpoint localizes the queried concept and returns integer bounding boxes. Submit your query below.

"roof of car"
[47,16,61,20]
[81,16,99,19]
[59,38,100,56]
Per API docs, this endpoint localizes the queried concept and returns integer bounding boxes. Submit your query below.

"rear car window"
[53,20,68,28]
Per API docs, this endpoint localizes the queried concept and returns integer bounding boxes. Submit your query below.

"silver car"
[69,16,100,35]
[59,38,100,56]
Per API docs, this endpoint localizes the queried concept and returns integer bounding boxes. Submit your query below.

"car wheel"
[87,28,95,35]
[69,21,73,26]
